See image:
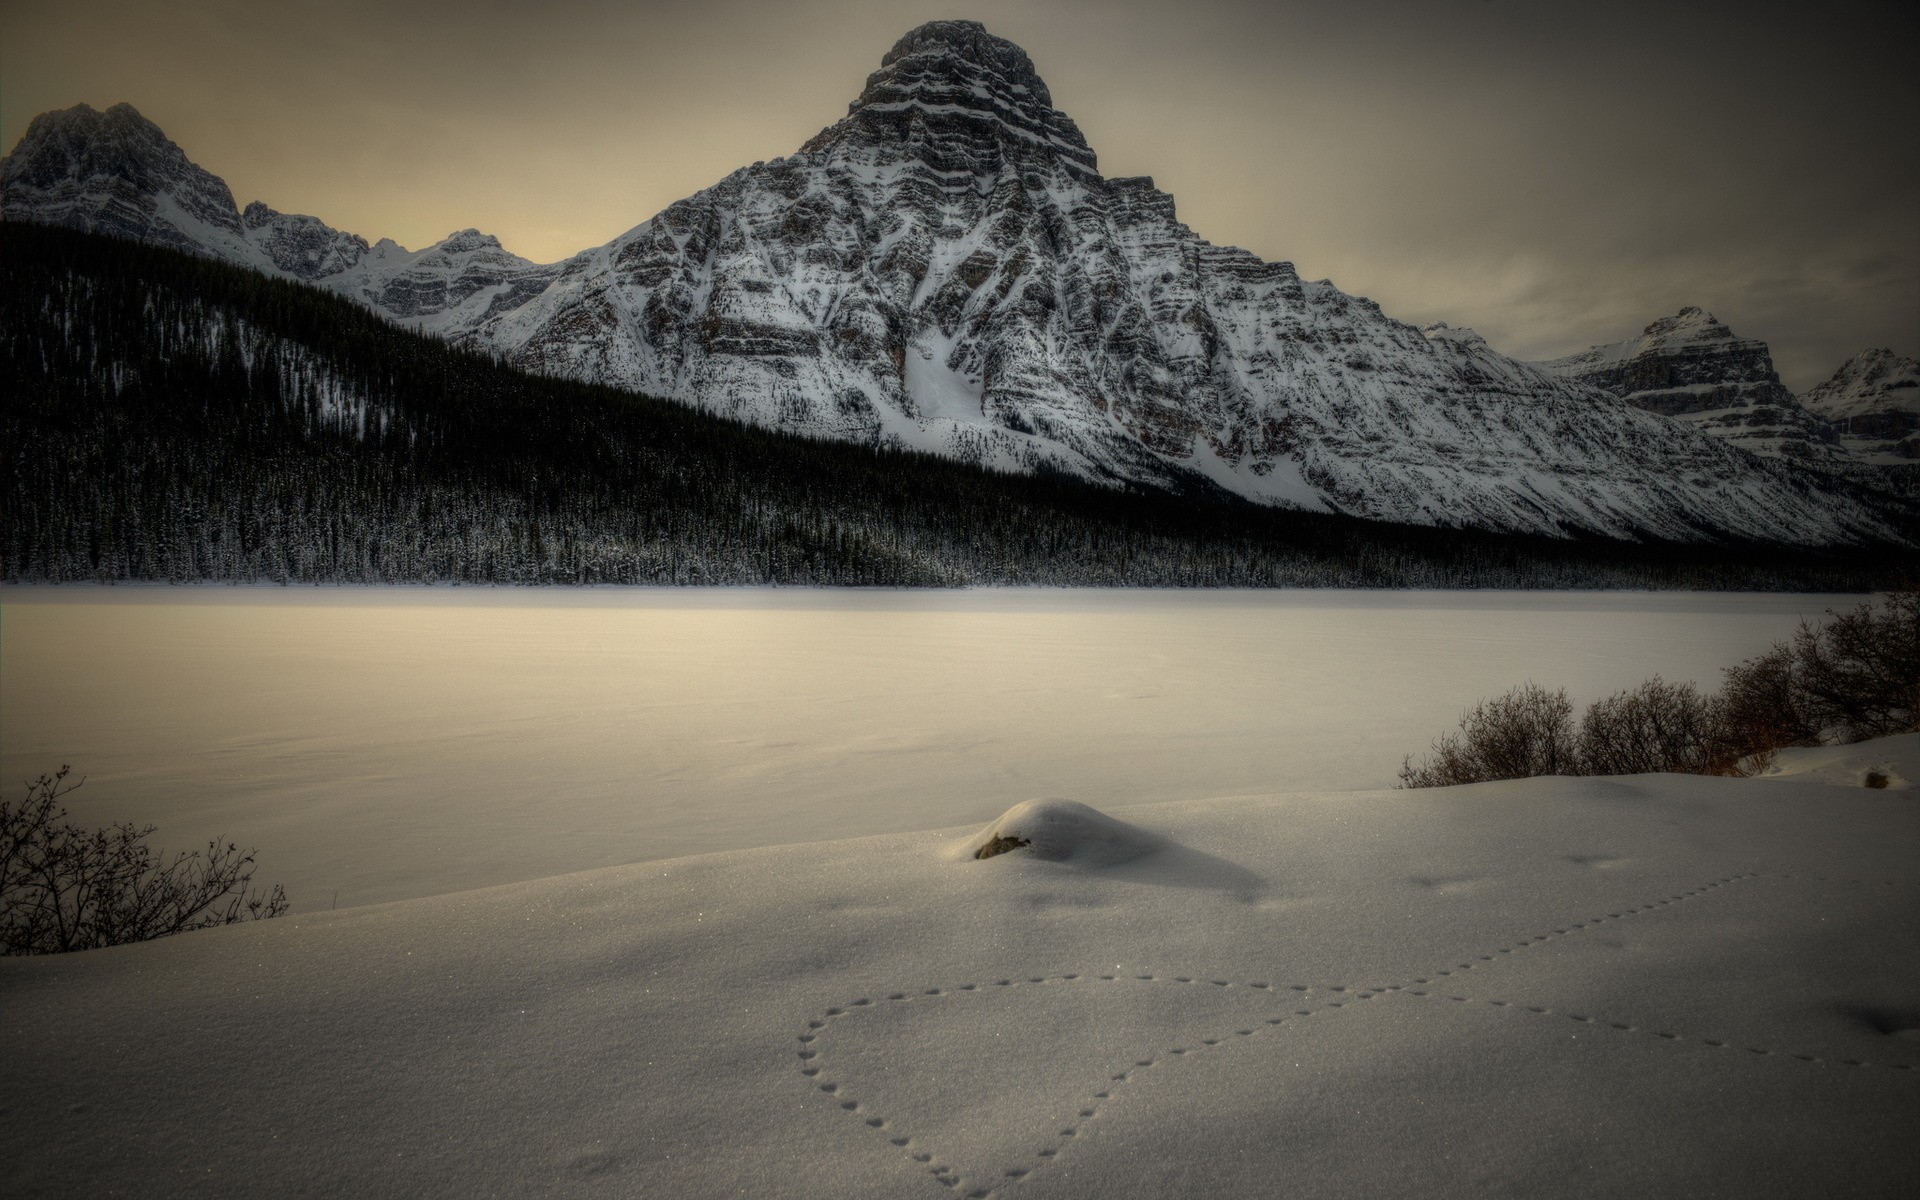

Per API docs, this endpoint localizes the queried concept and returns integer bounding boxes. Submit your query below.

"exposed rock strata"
[1533,307,1847,469]
[3,25,1907,545]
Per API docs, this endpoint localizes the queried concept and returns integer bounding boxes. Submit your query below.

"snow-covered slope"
[3,741,1915,1198]
[3,26,1908,545]
[1800,349,1920,466]
[1533,306,1850,468]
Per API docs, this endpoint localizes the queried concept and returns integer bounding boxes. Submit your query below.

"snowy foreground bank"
[4,739,1917,1199]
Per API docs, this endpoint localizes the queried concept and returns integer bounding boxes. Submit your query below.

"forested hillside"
[2,226,1909,589]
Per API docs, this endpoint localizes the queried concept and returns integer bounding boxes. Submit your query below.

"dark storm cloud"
[4,0,1913,386]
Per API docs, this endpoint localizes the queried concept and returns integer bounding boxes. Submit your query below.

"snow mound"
[1756,732,1918,790]
[958,799,1163,866]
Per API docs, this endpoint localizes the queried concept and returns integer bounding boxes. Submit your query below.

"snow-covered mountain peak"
[1532,306,1855,467]
[438,228,506,253]
[16,101,165,151]
[874,19,1055,108]
[1802,349,1920,420]
[1798,349,1920,466]
[1,101,253,258]
[239,200,371,279]
[8,102,198,193]
[1420,322,1490,351]
[806,18,1097,175]
[1538,306,1772,383]
[4,33,1910,546]
[1638,305,1735,351]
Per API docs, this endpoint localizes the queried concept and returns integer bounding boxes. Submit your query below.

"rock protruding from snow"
[241,201,370,281]
[1533,307,1846,467]
[959,800,1163,868]
[1754,732,1918,791]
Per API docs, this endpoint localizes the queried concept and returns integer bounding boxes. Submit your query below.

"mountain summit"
[809,20,1097,174]
[1,103,264,263]
[1800,349,1920,465]
[1,25,1905,545]
[1533,307,1847,467]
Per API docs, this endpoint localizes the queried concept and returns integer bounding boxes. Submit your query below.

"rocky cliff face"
[1801,348,1920,466]
[1532,307,1848,469]
[1,103,266,265]
[2,24,1905,545]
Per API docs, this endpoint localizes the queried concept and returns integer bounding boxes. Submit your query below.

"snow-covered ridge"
[1800,348,1920,467]
[0,102,563,338]
[1802,348,1920,422]
[2,25,1910,545]
[1533,306,1857,469]
[1539,305,1750,375]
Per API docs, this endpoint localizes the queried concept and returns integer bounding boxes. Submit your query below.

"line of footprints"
[795,870,1914,1197]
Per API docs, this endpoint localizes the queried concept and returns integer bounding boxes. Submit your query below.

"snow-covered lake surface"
[0,586,1865,909]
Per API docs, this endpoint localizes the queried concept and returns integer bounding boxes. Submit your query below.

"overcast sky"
[4,0,1914,388]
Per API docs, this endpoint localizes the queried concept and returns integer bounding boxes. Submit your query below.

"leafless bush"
[1398,589,1918,789]
[1399,683,1577,788]
[0,766,288,955]
[1788,590,1918,742]
[1577,677,1723,776]
[1715,643,1820,769]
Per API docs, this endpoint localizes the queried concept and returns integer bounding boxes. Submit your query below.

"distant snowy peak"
[1536,306,1773,393]
[0,102,547,325]
[1801,349,1920,466]
[1533,307,1845,467]
[1801,349,1920,421]
[3,104,365,285]
[1634,305,1746,357]
[1420,322,1489,352]
[241,201,370,280]
[1,102,263,266]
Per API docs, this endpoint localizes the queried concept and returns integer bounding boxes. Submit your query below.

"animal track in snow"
[792,870,1915,1196]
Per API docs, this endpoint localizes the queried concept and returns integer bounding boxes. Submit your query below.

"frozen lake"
[0,587,1860,909]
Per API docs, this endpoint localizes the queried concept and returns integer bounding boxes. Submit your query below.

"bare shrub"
[1715,644,1820,768]
[1399,684,1577,788]
[1578,677,1723,776]
[1398,589,1917,789]
[1790,590,1919,742]
[0,767,288,955]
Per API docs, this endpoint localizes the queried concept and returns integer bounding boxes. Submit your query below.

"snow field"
[1,739,1914,1197]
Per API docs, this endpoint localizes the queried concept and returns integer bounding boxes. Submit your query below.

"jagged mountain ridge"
[1531,306,1850,468]
[0,22,1903,545]
[1800,348,1920,466]
[28,221,1894,590]
[0,102,559,336]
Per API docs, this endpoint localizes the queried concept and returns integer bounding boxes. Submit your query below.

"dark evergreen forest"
[3,225,1911,589]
